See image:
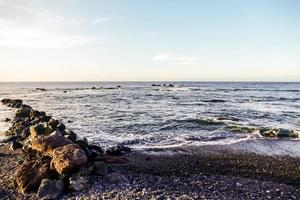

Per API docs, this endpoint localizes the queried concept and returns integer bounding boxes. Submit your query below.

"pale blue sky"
[0,0,299,81]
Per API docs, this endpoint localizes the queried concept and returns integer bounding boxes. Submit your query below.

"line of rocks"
[1,99,131,199]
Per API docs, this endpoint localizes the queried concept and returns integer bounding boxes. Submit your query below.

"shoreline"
[1,142,300,199]
[0,98,300,199]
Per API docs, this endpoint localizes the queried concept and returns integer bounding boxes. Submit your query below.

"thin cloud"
[91,17,111,25]
[0,1,108,48]
[153,53,200,65]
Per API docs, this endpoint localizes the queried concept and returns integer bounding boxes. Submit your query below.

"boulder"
[14,106,33,120]
[37,179,64,200]
[31,134,73,157]
[30,124,45,138]
[50,144,88,174]
[48,119,60,130]
[1,99,23,108]
[14,160,54,194]
[10,141,23,150]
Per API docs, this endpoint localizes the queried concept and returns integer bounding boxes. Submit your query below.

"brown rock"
[31,134,73,157]
[50,144,88,174]
[14,160,54,194]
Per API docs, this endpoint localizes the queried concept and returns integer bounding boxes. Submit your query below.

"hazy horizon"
[0,0,299,82]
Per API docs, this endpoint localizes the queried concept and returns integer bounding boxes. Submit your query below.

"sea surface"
[0,82,299,151]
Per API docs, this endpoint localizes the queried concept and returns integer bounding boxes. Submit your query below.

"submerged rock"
[37,179,64,200]
[1,99,23,108]
[277,129,298,138]
[203,99,226,103]
[5,118,11,122]
[50,144,88,174]
[260,128,299,138]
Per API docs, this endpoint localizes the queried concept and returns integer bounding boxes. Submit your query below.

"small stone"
[5,118,11,122]
[37,179,64,200]
[236,182,242,187]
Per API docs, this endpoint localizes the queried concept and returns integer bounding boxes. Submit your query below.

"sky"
[0,0,299,82]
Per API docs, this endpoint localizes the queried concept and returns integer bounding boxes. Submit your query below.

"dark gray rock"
[37,179,64,200]
[106,145,131,156]
[10,141,23,150]
[57,123,65,131]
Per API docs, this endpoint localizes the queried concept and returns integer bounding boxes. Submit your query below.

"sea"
[0,82,299,152]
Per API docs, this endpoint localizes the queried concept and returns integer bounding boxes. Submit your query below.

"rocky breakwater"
[1,99,131,199]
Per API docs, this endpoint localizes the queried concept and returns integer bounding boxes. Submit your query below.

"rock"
[236,182,243,187]
[14,160,54,194]
[203,99,226,103]
[31,134,73,157]
[89,144,103,154]
[89,161,108,176]
[48,119,60,130]
[36,88,46,91]
[277,129,298,138]
[64,130,77,142]
[57,123,65,131]
[76,137,89,147]
[1,99,23,108]
[106,172,128,184]
[106,145,131,156]
[10,141,23,150]
[14,106,32,120]
[68,176,88,191]
[5,118,11,122]
[260,128,299,138]
[50,144,88,174]
[30,124,45,138]
[37,179,64,200]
